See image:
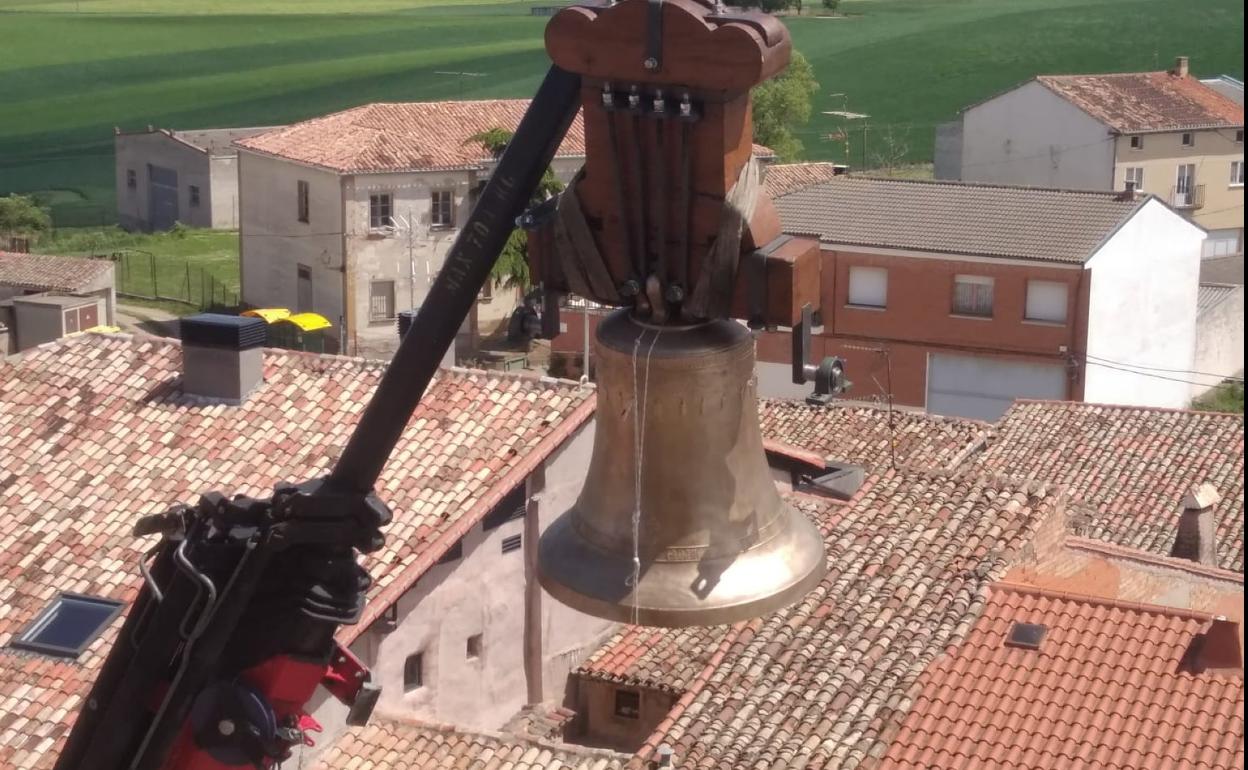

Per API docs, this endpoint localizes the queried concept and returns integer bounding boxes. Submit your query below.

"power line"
[1082,358,1241,388]
[1083,353,1244,382]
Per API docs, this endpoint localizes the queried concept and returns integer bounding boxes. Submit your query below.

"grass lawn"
[35,227,241,315]
[1,0,1242,212]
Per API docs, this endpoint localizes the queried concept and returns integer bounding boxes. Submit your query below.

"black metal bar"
[330,66,582,494]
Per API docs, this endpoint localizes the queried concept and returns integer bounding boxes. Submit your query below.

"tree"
[0,194,51,246]
[751,50,819,162]
[466,128,564,289]
[868,125,911,173]
[821,0,840,12]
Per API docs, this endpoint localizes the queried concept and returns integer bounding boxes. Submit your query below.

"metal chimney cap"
[180,314,267,351]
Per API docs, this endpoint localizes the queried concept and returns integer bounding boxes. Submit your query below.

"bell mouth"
[537,504,826,627]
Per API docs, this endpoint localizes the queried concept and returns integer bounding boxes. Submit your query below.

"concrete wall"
[115,131,212,230]
[1192,285,1245,398]
[933,119,964,181]
[960,80,1115,190]
[301,419,612,756]
[1112,128,1244,232]
[208,154,241,230]
[239,151,346,352]
[12,295,105,350]
[1083,198,1204,407]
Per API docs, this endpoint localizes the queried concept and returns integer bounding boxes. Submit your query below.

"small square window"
[369,193,394,230]
[1005,622,1047,650]
[404,652,424,691]
[1123,166,1144,191]
[12,593,124,658]
[1129,136,1143,150]
[952,275,994,318]
[614,689,641,719]
[501,534,523,554]
[1181,132,1194,148]
[847,266,887,308]
[1235,129,1244,144]
[431,190,455,229]
[189,185,201,208]
[370,280,396,322]
[126,169,137,189]
[466,634,482,659]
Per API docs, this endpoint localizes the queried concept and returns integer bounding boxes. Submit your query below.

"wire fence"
[100,249,240,311]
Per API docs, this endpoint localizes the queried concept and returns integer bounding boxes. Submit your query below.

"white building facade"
[236,101,586,358]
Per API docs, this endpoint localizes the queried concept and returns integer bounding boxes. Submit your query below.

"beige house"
[235,101,587,358]
[937,57,1244,256]
[115,125,277,231]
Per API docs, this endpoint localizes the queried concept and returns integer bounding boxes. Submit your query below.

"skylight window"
[12,593,124,658]
[1005,621,1048,650]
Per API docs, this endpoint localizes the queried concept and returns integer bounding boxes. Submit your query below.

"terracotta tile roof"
[763,162,843,198]
[575,623,730,695]
[0,252,113,293]
[1037,72,1244,133]
[235,100,588,174]
[758,399,988,471]
[883,583,1245,769]
[975,401,1244,571]
[0,333,594,770]
[313,717,627,770]
[773,177,1147,264]
[617,471,1065,768]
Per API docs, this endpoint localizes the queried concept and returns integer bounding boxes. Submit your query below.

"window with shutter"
[952,275,994,317]
[1025,280,1068,324]
[847,266,887,308]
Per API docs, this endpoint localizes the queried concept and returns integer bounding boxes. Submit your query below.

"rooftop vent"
[803,463,866,501]
[1005,621,1047,650]
[179,313,266,404]
[1171,483,1221,566]
[1182,618,1243,677]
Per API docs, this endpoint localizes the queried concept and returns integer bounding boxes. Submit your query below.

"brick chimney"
[1170,483,1220,565]
[179,313,266,404]
[1184,618,1243,677]
[1172,56,1190,77]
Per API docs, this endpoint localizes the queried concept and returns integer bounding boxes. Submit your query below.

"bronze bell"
[538,310,827,627]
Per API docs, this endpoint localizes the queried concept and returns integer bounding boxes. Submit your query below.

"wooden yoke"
[526,0,821,328]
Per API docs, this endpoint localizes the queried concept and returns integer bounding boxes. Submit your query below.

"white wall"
[1083,198,1205,407]
[1192,285,1245,398]
[960,80,1115,190]
[208,154,241,230]
[238,151,346,349]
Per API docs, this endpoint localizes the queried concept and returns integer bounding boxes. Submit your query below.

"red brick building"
[754,176,1208,419]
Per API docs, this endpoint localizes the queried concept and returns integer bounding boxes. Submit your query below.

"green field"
[1,0,1243,217]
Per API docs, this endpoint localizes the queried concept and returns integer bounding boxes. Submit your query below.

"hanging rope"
[628,326,662,625]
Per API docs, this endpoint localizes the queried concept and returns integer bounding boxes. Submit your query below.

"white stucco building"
[235,101,587,358]
[935,58,1244,258]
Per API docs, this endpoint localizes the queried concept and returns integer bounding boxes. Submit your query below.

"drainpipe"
[523,466,546,704]
[340,175,353,355]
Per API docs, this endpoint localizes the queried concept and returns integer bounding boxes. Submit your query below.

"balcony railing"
[1170,184,1206,210]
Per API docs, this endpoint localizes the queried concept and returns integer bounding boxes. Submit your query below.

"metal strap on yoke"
[687,157,762,319]
[645,0,664,70]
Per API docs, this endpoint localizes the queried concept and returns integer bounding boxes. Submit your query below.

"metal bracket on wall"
[791,303,851,406]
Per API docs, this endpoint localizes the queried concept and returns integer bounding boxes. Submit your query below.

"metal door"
[79,304,99,330]
[147,164,180,231]
[927,353,1067,421]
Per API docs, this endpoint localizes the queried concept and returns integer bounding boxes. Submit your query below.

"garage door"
[927,353,1067,421]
